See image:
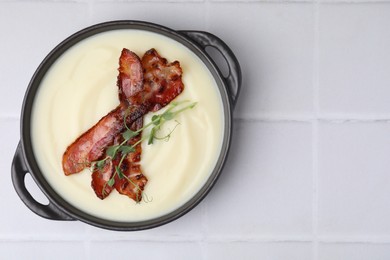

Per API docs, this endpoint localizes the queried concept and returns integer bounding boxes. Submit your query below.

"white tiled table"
[1,1,390,259]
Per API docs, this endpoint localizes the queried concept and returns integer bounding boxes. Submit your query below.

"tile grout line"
[3,233,390,243]
[312,113,320,257]
[0,114,20,120]
[233,115,390,123]
[3,0,390,5]
[312,0,320,259]
[318,0,390,3]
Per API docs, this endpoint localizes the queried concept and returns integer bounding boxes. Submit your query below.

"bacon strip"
[91,158,115,199]
[90,50,145,198]
[114,117,147,202]
[62,103,148,176]
[62,106,123,175]
[141,48,184,111]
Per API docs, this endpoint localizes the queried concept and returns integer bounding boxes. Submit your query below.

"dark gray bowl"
[11,20,241,231]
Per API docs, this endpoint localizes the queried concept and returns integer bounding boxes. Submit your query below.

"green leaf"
[162,112,174,120]
[148,127,156,145]
[107,178,115,187]
[106,145,120,158]
[151,115,161,125]
[115,166,125,179]
[95,159,106,169]
[122,129,138,140]
[119,145,135,154]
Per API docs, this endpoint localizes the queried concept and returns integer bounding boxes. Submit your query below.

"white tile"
[0,241,86,260]
[205,120,313,237]
[319,4,390,116]
[90,241,203,260]
[205,242,312,260]
[318,122,390,236]
[320,0,390,3]
[91,2,207,30]
[0,118,19,180]
[319,243,390,260]
[97,0,203,2]
[1,118,87,236]
[210,0,313,2]
[208,3,315,117]
[0,2,88,117]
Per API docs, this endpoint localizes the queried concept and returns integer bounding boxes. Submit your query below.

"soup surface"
[31,29,224,222]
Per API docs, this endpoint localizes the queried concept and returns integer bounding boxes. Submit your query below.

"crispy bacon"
[91,159,115,199]
[141,48,184,111]
[62,48,184,202]
[62,103,148,176]
[62,106,123,175]
[114,117,148,202]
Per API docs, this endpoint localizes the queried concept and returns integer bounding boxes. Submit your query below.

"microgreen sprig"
[92,100,197,201]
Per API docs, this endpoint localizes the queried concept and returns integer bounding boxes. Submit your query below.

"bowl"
[11,20,241,231]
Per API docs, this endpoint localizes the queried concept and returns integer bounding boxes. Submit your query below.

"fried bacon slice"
[114,117,148,202]
[141,48,184,111]
[91,158,115,199]
[62,106,123,175]
[62,48,184,202]
[89,50,146,199]
[91,118,147,201]
[62,103,148,176]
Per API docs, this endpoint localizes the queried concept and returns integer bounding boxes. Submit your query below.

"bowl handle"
[11,142,74,221]
[179,30,242,108]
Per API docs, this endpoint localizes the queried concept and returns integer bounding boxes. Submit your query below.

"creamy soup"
[31,29,224,222]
